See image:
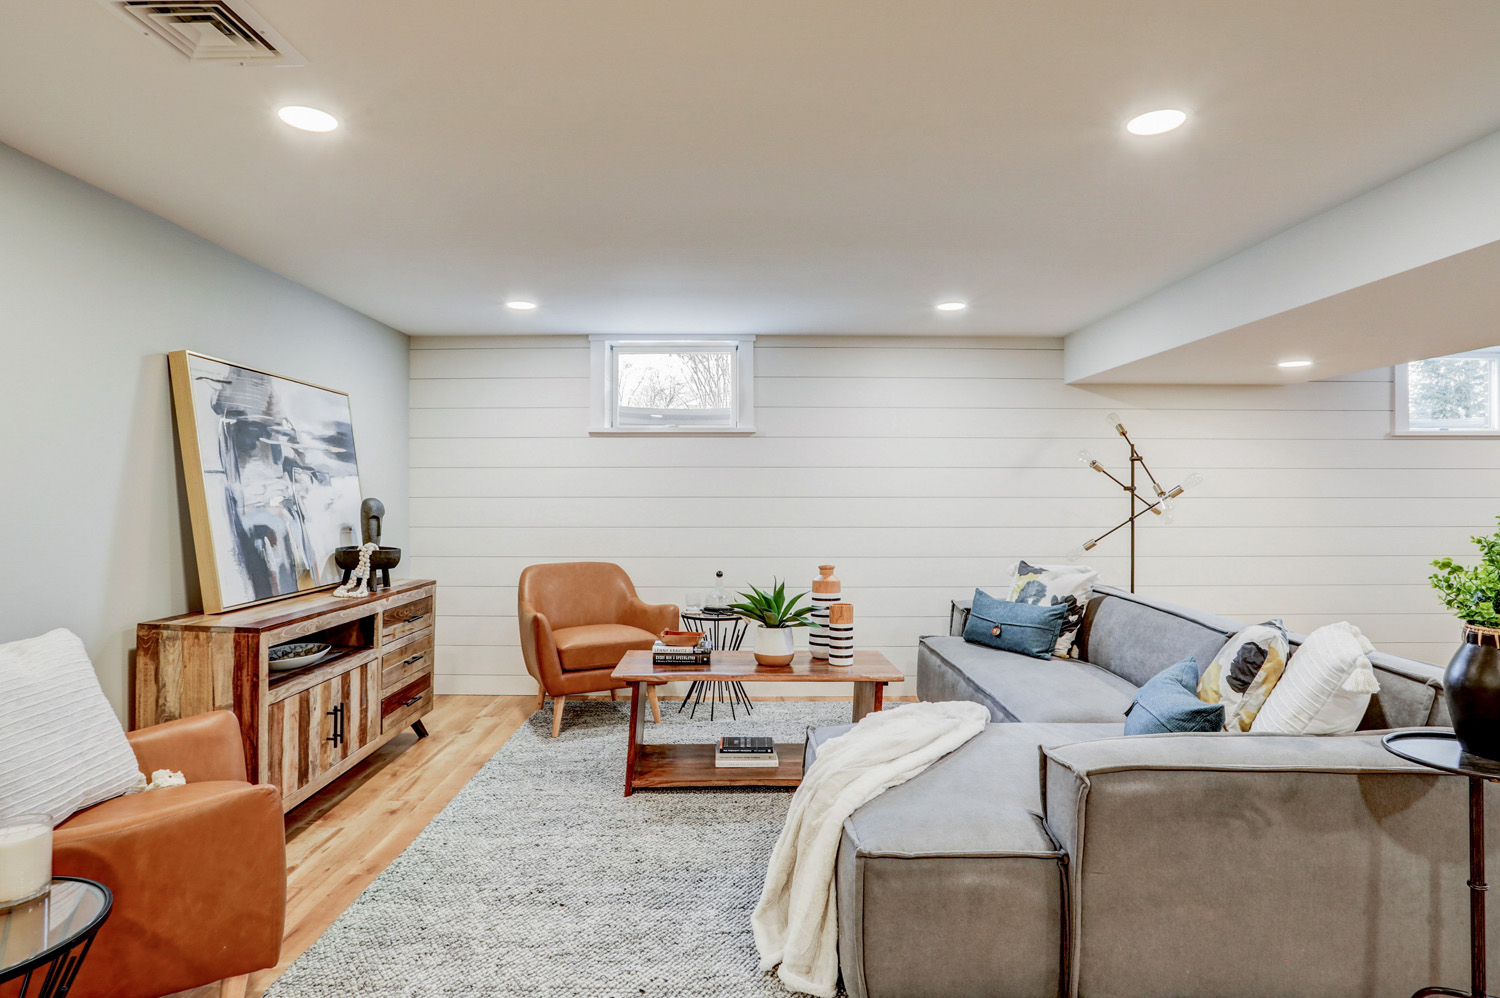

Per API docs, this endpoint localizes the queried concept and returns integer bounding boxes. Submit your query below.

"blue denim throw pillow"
[962,589,1069,660]
[1124,655,1224,735]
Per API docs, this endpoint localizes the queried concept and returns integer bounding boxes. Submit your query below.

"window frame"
[588,334,756,435]
[1392,347,1500,437]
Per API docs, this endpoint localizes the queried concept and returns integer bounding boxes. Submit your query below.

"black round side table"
[1384,731,1500,998]
[0,877,111,998]
[678,610,752,720]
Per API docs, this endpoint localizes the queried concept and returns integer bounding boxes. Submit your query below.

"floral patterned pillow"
[1006,561,1099,658]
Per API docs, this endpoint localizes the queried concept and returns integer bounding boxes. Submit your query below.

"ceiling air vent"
[100,1,306,66]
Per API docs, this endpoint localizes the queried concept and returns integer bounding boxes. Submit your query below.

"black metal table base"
[1411,776,1493,998]
[677,679,753,720]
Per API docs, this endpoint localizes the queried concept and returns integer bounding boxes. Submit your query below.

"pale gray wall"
[0,142,410,718]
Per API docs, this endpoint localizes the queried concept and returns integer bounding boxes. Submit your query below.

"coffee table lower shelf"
[632,743,804,789]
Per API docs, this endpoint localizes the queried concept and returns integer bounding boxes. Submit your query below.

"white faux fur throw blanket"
[752,701,990,996]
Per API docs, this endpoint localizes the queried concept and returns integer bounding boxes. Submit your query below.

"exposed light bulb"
[1180,472,1203,491]
[1077,449,1098,469]
[1067,539,1098,561]
[1104,411,1126,436]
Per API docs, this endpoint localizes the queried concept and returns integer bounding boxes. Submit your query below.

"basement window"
[1393,347,1500,436]
[589,335,756,434]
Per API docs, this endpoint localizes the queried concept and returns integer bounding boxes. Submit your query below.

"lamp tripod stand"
[1072,412,1201,593]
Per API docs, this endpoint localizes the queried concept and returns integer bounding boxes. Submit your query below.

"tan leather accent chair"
[48,711,286,998]
[518,562,679,736]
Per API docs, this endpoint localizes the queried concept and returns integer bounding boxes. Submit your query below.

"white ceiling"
[4,1,1500,337]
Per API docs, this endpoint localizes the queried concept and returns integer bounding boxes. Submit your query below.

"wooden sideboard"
[135,579,437,811]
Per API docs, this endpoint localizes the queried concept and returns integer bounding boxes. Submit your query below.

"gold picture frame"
[168,350,364,613]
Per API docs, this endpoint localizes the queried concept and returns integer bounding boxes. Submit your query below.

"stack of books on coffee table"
[652,637,711,666]
[715,735,778,768]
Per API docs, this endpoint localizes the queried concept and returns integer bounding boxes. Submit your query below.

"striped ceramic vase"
[828,603,855,666]
[810,564,840,660]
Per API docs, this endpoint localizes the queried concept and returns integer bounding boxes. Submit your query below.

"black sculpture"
[334,498,403,590]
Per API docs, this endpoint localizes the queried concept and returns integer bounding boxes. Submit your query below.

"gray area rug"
[268,698,853,997]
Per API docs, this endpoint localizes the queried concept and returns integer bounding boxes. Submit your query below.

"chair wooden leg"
[610,688,618,701]
[535,690,545,712]
[220,976,249,998]
[552,696,566,738]
[648,685,662,724]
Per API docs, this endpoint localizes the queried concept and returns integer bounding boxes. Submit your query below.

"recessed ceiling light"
[505,300,538,311]
[935,301,968,312]
[1277,359,1313,368]
[277,105,338,132]
[1125,109,1187,136]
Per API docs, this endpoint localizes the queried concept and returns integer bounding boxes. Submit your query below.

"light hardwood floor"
[247,691,912,997]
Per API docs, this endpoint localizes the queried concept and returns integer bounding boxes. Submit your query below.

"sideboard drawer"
[382,596,433,644]
[381,629,434,692]
[381,670,432,734]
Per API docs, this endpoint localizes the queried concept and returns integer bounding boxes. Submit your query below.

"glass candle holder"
[0,814,53,907]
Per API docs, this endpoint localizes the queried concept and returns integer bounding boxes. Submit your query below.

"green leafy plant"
[728,579,813,628]
[1430,516,1500,628]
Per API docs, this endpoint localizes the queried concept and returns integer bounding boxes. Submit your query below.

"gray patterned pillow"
[1006,561,1099,658]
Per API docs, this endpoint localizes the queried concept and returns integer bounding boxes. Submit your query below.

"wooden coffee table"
[612,649,903,796]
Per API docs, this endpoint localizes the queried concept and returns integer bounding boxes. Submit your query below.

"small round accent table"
[1384,731,1500,998]
[678,610,752,719]
[0,877,112,998]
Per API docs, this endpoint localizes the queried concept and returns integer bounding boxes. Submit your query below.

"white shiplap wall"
[410,335,1500,696]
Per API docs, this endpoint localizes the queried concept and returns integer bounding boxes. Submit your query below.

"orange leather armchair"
[518,562,679,736]
[50,711,286,998]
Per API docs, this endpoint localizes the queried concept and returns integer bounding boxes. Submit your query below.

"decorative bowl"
[659,630,706,647]
[268,641,332,672]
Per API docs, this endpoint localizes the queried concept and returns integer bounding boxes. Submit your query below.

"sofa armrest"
[55,782,286,997]
[1040,729,1479,997]
[623,596,679,636]
[127,710,247,782]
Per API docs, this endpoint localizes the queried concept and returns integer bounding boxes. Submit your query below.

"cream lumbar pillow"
[1252,622,1380,735]
[1196,621,1290,732]
[1006,561,1099,658]
[0,629,141,822]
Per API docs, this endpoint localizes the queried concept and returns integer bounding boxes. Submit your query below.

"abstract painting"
[168,351,363,612]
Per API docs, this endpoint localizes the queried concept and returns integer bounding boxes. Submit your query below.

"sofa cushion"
[1256,622,1380,735]
[1125,656,1223,735]
[552,623,659,671]
[1074,587,1240,688]
[962,589,1069,659]
[918,635,1139,723]
[1006,560,1099,657]
[806,720,1123,998]
[1197,620,1291,731]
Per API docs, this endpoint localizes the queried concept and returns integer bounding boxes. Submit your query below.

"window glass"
[616,349,733,426]
[1396,349,1500,434]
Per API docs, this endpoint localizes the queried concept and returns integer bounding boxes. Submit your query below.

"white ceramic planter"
[753,624,796,666]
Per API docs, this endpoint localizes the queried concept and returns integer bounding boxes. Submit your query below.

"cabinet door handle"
[327,703,344,745]
[399,653,425,667]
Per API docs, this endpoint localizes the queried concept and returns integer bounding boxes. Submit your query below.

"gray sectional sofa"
[806,585,1490,998]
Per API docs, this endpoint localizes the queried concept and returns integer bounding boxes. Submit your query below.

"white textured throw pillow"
[1252,622,1381,735]
[1006,561,1099,658]
[0,630,140,822]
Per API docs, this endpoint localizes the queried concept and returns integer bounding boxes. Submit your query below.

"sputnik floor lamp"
[1071,411,1201,593]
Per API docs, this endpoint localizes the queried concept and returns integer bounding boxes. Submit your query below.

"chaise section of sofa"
[806,720,1123,998]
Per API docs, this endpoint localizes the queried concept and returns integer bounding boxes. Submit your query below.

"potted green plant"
[728,579,813,666]
[1430,516,1500,758]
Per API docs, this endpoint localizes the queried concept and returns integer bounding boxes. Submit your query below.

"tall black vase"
[1446,627,1500,760]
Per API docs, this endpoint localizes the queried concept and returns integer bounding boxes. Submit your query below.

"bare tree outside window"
[1408,356,1493,428]
[618,352,732,411]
